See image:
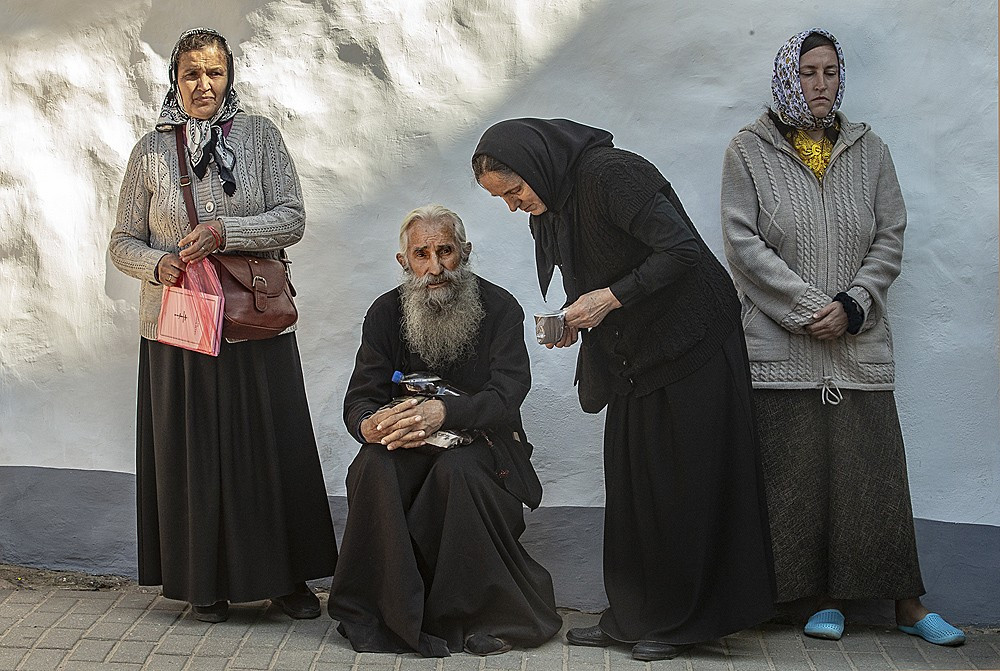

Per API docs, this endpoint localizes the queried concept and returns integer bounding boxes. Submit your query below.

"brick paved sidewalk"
[1,588,997,670]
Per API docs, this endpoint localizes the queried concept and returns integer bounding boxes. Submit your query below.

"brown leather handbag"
[174,127,298,340]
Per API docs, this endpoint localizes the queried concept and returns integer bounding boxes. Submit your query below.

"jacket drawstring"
[821,376,843,405]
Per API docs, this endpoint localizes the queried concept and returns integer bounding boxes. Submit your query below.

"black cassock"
[328,276,561,657]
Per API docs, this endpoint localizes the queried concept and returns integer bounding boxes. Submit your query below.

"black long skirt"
[599,329,776,644]
[136,335,338,605]
[753,389,925,602]
[328,442,561,657]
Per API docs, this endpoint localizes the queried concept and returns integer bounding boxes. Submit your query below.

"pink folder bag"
[157,259,225,356]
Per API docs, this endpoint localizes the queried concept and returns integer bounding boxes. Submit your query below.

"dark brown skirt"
[599,329,776,645]
[136,335,338,605]
[753,388,925,602]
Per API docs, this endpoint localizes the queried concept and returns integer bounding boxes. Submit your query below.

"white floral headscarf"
[771,28,845,131]
[156,27,242,195]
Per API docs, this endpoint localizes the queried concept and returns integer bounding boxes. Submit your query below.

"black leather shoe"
[464,633,512,656]
[632,640,691,661]
[272,583,321,619]
[566,625,615,647]
[192,600,229,623]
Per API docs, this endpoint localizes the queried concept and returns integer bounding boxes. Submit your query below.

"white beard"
[400,264,485,371]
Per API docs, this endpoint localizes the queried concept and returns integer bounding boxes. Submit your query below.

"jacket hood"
[741,111,869,149]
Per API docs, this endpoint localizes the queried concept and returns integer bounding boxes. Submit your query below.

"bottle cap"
[391,370,404,383]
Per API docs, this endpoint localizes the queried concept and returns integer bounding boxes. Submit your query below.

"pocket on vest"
[854,319,893,363]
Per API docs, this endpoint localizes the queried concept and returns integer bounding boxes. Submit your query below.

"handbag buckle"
[253,276,267,311]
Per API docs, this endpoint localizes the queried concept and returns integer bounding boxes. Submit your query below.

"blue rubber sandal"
[898,613,965,646]
[804,608,845,640]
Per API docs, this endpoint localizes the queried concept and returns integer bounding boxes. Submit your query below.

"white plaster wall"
[1,0,997,523]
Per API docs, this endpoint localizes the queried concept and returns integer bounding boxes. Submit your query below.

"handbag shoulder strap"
[173,126,199,232]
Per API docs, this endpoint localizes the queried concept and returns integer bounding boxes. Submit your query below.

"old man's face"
[397,218,483,370]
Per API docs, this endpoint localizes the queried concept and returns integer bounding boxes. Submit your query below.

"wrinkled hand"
[155,253,186,287]
[545,324,580,349]
[179,222,222,264]
[360,398,447,450]
[807,301,849,340]
[564,288,622,330]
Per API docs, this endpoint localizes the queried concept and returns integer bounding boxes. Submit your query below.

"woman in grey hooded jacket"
[721,28,963,646]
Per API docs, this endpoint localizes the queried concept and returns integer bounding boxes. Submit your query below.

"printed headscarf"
[156,27,242,195]
[771,28,845,131]
[473,118,614,299]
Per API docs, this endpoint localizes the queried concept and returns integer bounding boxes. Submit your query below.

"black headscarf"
[473,118,613,300]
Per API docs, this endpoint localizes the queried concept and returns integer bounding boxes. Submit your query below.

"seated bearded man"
[328,205,561,658]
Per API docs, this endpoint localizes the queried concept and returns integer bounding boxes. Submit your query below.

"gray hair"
[398,204,471,262]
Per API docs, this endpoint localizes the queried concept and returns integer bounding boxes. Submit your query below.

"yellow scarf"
[791,130,833,180]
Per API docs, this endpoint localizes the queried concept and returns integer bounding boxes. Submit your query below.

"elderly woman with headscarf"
[109,28,337,623]
[472,119,776,661]
[720,28,964,645]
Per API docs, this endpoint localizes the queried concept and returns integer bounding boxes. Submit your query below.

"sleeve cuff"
[846,286,873,327]
[780,286,831,334]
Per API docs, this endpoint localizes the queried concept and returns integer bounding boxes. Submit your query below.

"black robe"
[328,275,561,657]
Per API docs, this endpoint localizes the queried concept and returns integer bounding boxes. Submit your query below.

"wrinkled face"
[478,170,548,216]
[396,218,469,291]
[176,45,229,120]
[798,44,840,118]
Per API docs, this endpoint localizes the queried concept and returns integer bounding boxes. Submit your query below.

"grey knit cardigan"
[109,113,305,340]
[721,112,905,391]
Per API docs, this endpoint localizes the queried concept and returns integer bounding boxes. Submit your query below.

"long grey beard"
[400,266,485,371]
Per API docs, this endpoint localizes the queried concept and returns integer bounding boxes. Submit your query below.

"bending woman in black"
[473,118,775,661]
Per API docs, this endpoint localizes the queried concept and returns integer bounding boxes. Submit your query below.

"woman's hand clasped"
[360,398,447,450]
[807,301,849,340]
[179,222,223,264]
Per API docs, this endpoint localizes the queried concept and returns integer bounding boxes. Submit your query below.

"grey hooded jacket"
[721,111,905,391]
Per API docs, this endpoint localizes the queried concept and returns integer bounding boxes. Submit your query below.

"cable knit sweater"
[109,113,305,340]
[721,112,905,390]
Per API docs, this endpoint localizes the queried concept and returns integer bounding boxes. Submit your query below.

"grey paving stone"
[196,636,242,657]
[807,650,853,670]
[154,633,204,655]
[18,647,70,670]
[282,630,327,651]
[839,631,881,653]
[719,653,773,670]
[35,626,84,649]
[568,644,607,664]
[187,657,231,670]
[229,646,276,669]
[0,604,34,619]
[70,600,117,615]
[396,655,441,670]
[273,649,320,669]
[315,641,357,663]
[688,653,731,670]
[762,641,808,661]
[82,621,132,640]
[724,637,764,656]
[98,610,143,626]
[35,596,78,614]
[68,639,115,662]
[18,610,65,628]
[58,662,109,671]
[59,611,103,629]
[143,653,188,669]
[0,618,14,635]
[884,644,933,669]
[170,617,215,635]
[439,656,484,671]
[845,652,894,670]
[0,647,27,670]
[875,629,921,647]
[107,640,155,664]
[62,590,119,600]
[122,622,170,642]
[313,663,357,671]
[4,592,45,604]
[0,625,44,647]
[115,593,157,610]
[643,657,690,669]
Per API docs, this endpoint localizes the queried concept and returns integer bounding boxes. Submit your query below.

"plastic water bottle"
[391,371,463,397]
